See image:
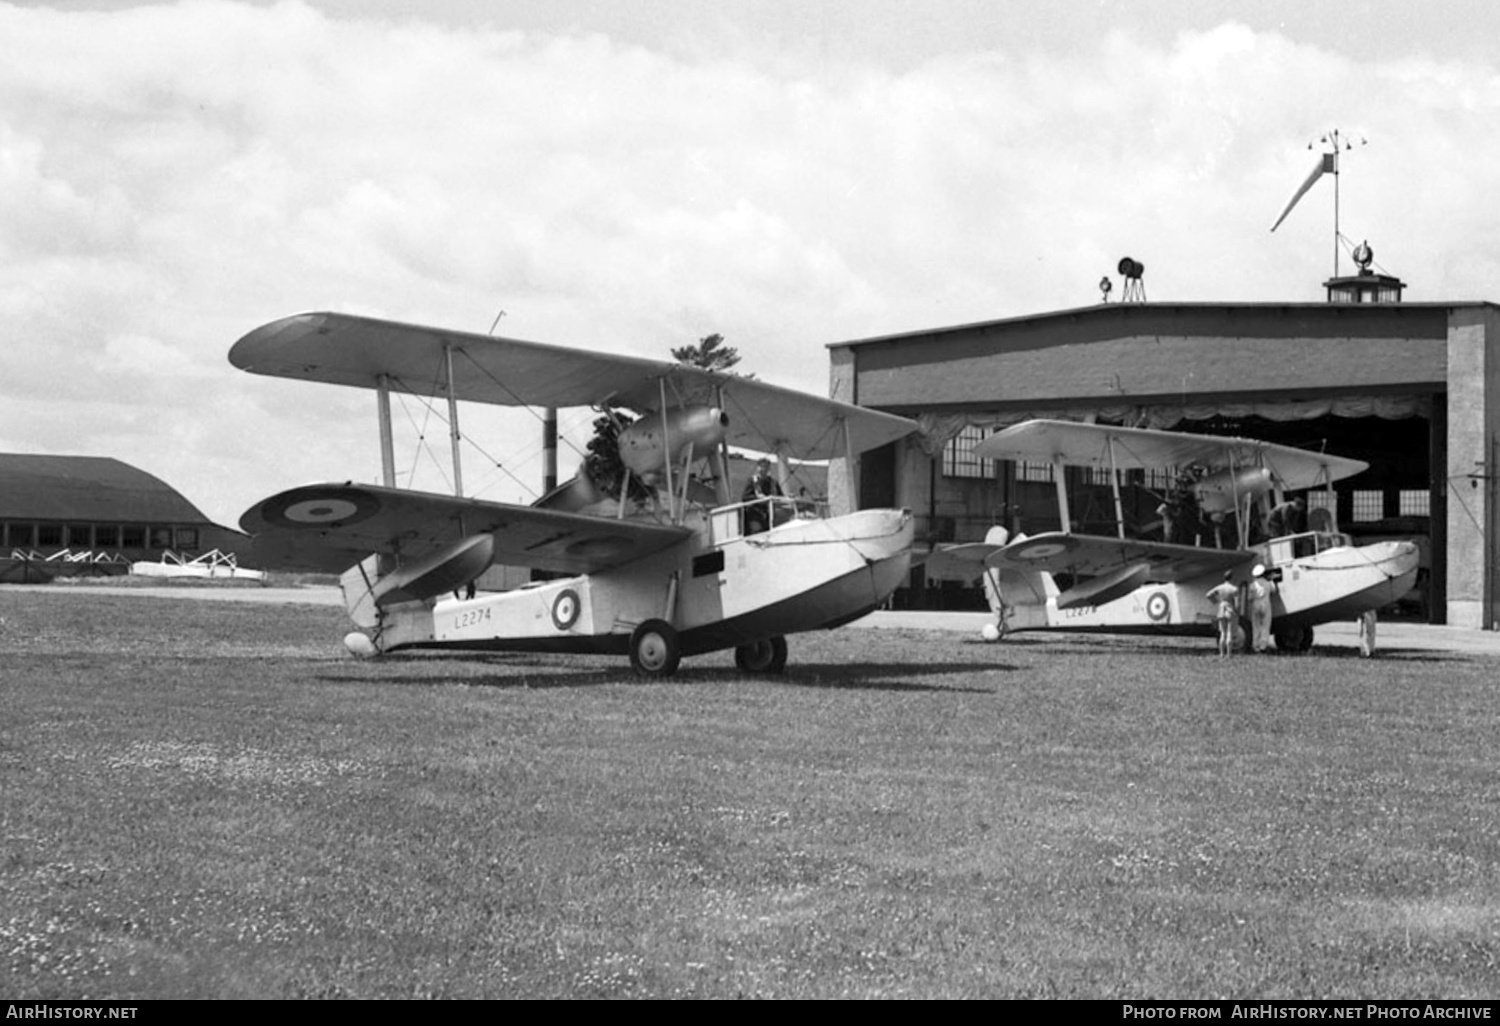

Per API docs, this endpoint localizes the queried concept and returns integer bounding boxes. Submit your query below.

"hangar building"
[827,268,1500,630]
[0,454,251,579]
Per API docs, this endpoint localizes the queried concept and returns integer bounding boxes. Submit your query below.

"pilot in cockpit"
[742,458,783,534]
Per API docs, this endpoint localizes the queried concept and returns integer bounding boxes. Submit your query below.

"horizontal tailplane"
[374,533,496,607]
[1055,562,1150,610]
[339,534,497,627]
[983,548,1057,633]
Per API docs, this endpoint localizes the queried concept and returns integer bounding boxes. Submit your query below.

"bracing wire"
[394,389,452,493]
[450,349,593,466]
[717,387,845,499]
[385,373,537,501]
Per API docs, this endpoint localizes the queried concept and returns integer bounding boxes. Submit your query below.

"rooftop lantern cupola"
[1325,240,1405,304]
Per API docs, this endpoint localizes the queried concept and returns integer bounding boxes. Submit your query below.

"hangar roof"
[0,454,211,524]
[828,301,1496,413]
[829,301,1497,352]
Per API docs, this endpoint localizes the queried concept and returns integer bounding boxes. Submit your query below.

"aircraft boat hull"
[359,507,914,661]
[989,539,1420,643]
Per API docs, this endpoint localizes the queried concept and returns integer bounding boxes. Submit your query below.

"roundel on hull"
[1011,538,1075,561]
[1146,591,1171,622]
[551,589,582,631]
[263,488,382,529]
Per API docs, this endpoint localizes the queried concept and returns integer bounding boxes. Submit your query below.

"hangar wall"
[1445,307,1500,629]
[846,304,1448,411]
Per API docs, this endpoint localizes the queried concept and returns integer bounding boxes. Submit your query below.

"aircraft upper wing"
[973,419,1367,489]
[991,531,1250,583]
[230,312,916,460]
[240,483,691,575]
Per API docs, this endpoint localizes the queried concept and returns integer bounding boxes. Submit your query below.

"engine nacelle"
[618,405,728,483]
[1193,466,1273,514]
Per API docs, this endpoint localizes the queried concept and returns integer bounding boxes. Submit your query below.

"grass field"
[1,590,1497,999]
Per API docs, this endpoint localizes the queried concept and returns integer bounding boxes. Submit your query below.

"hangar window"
[95,525,119,548]
[36,524,63,547]
[175,527,199,550]
[1306,491,1337,523]
[1399,490,1430,517]
[1350,490,1384,522]
[66,524,93,548]
[121,525,146,548]
[1143,468,1175,492]
[943,426,995,479]
[1016,461,1055,483]
[4,523,34,548]
[149,527,172,549]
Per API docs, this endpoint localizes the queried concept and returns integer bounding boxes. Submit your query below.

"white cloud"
[1,1,1498,522]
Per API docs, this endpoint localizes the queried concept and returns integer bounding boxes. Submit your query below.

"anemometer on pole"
[1270,128,1368,277]
[1271,130,1404,303]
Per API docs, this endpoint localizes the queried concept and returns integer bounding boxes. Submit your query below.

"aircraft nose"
[1388,539,1420,567]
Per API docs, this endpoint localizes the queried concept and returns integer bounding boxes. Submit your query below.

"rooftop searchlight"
[1116,256,1146,303]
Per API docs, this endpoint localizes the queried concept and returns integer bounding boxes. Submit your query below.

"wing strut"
[1107,434,1125,540]
[713,384,732,507]
[677,443,696,511]
[377,374,397,487]
[1053,454,1071,533]
[1227,449,1251,550]
[445,344,464,498]
[658,377,677,523]
[841,418,856,505]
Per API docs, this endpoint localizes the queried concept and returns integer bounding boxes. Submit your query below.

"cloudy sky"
[4,0,1499,526]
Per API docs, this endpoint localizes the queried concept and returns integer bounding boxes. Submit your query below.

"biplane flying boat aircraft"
[943,419,1419,652]
[230,313,916,676]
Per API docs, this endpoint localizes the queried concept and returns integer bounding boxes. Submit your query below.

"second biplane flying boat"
[230,312,916,676]
[943,419,1419,652]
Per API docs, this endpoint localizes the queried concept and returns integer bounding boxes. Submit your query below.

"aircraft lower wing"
[993,532,1250,583]
[241,483,691,576]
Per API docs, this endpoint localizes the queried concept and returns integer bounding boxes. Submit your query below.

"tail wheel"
[734,635,788,674]
[629,619,681,677]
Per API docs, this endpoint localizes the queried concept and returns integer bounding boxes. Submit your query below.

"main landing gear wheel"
[734,635,788,674]
[1273,623,1315,654]
[630,619,681,677]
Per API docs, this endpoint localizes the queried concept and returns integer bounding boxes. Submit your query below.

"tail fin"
[340,555,383,629]
[338,554,437,654]
[980,528,1056,632]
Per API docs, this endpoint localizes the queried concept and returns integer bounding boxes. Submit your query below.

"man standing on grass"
[1247,564,1276,653]
[1358,608,1378,657]
[1207,570,1240,658]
